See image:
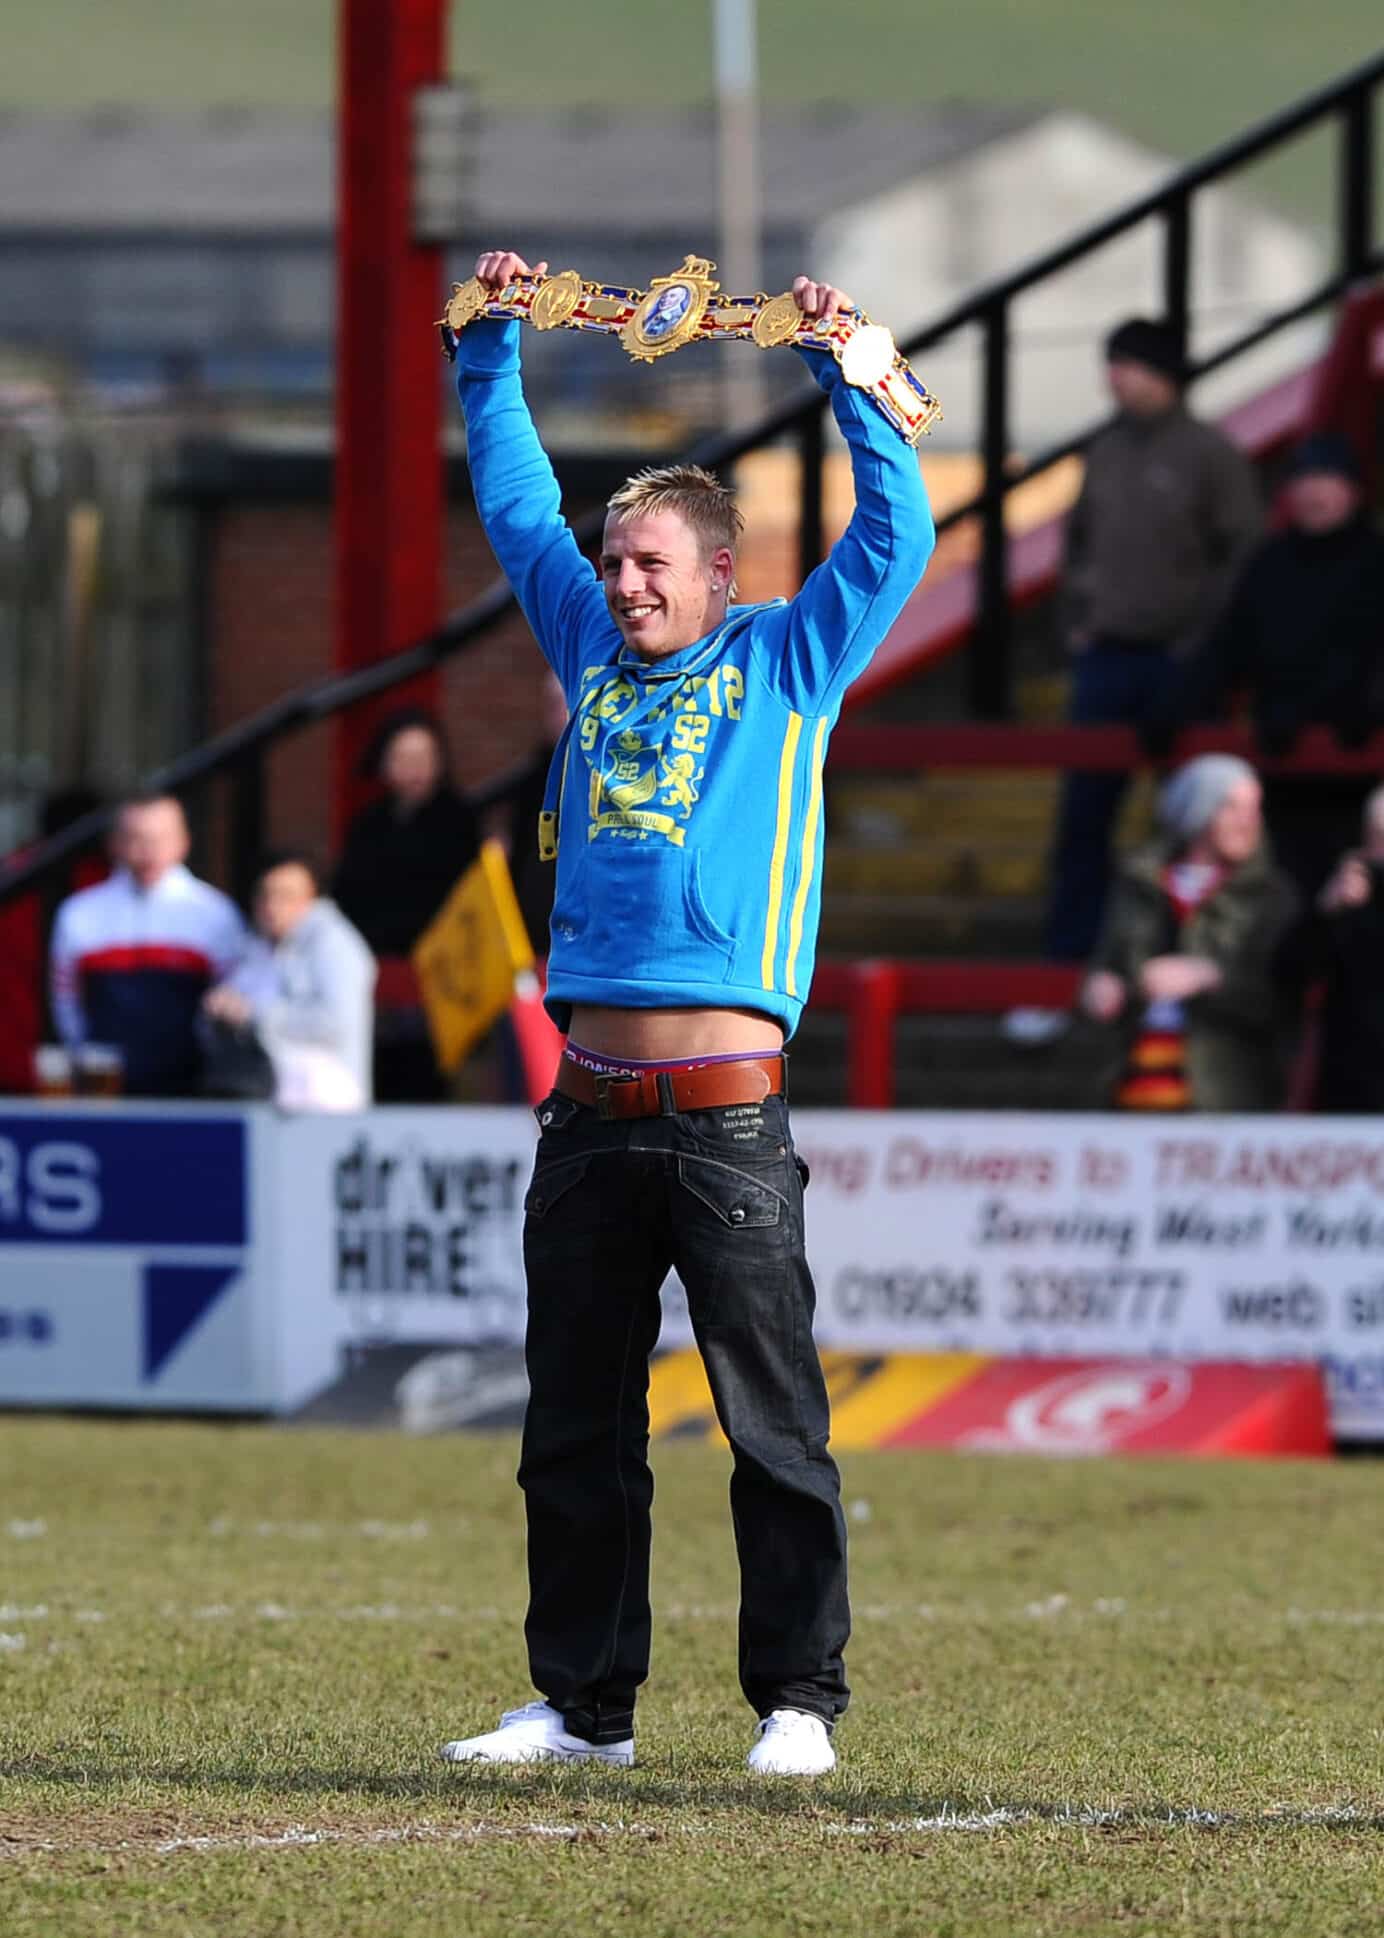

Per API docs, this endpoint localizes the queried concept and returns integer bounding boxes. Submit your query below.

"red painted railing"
[811,960,1084,1110]
[829,721,1384,776]
[354,709,1384,1113]
[377,952,1084,1112]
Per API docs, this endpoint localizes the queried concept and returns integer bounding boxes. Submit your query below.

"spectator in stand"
[1081,754,1295,1112]
[333,708,480,1102]
[1042,318,1262,972]
[1296,786,1384,1114]
[1165,432,1384,907]
[0,786,104,1094]
[49,793,246,1097]
[493,669,569,959]
[203,850,376,1111]
[474,670,570,1105]
[333,708,481,955]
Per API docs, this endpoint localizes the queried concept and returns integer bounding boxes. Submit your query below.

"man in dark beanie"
[1169,428,1384,905]
[1105,317,1185,386]
[1031,314,1262,996]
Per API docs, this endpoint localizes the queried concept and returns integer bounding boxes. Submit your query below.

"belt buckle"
[593,1073,635,1121]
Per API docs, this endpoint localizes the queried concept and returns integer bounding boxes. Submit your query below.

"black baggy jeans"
[518,1085,850,1746]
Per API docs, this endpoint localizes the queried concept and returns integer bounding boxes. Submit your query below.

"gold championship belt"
[436,255,942,445]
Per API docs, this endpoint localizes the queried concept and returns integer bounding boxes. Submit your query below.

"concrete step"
[823,841,1047,900]
[790,1007,1108,1111]
[817,893,1048,957]
[830,772,1158,844]
[788,1012,850,1108]
[1015,671,1070,723]
[831,774,1063,843]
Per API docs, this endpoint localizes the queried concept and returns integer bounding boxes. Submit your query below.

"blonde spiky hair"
[605,464,744,565]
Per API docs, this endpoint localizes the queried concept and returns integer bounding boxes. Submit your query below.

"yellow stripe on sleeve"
[760,711,803,990]
[784,715,828,998]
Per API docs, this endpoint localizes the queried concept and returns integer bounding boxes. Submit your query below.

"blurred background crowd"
[1,4,1381,1119]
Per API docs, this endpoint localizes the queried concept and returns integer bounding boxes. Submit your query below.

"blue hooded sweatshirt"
[454,318,934,1038]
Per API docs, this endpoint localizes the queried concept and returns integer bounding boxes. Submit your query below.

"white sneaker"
[746,1708,837,1776]
[440,1699,634,1767]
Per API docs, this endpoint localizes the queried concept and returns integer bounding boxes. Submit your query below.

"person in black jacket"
[494,670,568,959]
[333,708,481,1100]
[1167,432,1384,906]
[1043,317,1262,966]
[1304,787,1384,1114]
[333,709,481,956]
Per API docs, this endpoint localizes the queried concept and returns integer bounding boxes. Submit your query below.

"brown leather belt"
[556,1051,785,1121]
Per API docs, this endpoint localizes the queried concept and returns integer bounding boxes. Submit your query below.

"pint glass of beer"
[76,1044,125,1098]
[32,1045,74,1098]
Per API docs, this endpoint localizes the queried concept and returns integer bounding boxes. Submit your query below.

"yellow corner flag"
[412,838,535,1072]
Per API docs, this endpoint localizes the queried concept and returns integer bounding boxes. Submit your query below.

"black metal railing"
[904,51,1382,714]
[2,50,1381,910]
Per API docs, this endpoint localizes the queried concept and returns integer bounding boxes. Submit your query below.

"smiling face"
[600,507,734,661]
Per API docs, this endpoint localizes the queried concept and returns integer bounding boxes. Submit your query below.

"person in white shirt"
[49,794,246,1097]
[203,851,376,1111]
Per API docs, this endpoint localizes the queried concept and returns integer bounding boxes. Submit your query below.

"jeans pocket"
[684,1094,789,1162]
[525,1153,592,1220]
[675,1154,785,1229]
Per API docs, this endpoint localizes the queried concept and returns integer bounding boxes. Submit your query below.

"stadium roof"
[0,101,1041,231]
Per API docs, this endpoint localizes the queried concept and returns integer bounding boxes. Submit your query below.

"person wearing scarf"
[1080,755,1296,1111]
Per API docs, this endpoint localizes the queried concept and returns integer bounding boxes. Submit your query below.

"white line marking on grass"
[5,1519,46,1539]
[8,1805,1383,1863]
[0,1633,26,1653]
[1023,1595,1071,1619]
[9,1598,1368,1636]
[204,1518,429,1542]
[153,1821,657,1855]
[1287,1608,1384,1626]
[831,1804,1383,1834]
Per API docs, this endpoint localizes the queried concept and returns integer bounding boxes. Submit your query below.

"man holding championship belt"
[440,249,935,1777]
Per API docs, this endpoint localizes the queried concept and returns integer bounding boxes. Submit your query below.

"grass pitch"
[1,1419,1382,1937]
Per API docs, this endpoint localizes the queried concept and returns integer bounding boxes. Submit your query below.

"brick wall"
[202,490,604,877]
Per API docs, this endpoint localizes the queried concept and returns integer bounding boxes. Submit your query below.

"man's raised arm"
[451,251,609,695]
[752,277,935,716]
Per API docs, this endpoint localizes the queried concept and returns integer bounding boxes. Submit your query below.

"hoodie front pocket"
[560,839,735,984]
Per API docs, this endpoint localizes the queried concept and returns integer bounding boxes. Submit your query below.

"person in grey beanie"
[1158,754,1261,846]
[1080,754,1296,1111]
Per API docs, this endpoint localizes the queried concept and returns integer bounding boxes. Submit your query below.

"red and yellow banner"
[647,1351,1329,1458]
